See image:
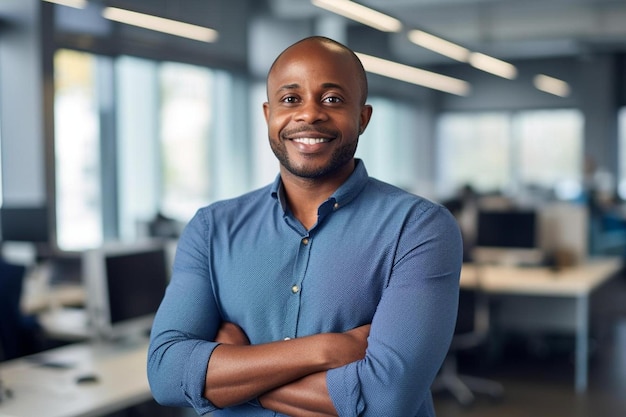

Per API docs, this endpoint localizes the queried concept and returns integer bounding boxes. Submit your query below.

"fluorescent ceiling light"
[102,7,219,43]
[356,52,470,96]
[468,52,517,80]
[408,30,518,80]
[407,30,469,62]
[533,74,570,97]
[312,0,402,33]
[42,0,87,8]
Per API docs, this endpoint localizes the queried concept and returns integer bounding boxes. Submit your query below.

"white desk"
[0,340,152,417]
[19,268,89,340]
[21,272,85,314]
[461,257,623,393]
[38,308,91,341]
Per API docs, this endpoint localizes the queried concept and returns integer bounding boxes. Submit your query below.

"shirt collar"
[270,159,369,213]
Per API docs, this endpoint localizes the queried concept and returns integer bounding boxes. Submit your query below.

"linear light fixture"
[533,74,570,97]
[312,2,516,81]
[311,0,402,33]
[407,30,470,62]
[356,52,471,96]
[42,0,87,8]
[468,52,517,80]
[407,30,518,80]
[102,7,219,43]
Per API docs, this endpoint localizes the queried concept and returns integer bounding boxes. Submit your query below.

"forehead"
[268,42,360,94]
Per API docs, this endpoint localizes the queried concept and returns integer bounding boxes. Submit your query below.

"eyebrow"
[276,82,347,93]
[277,83,299,92]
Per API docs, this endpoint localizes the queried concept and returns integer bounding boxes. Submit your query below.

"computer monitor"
[472,208,544,265]
[82,240,169,343]
[0,206,49,243]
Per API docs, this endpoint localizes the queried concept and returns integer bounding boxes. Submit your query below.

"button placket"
[284,234,311,339]
[291,236,309,295]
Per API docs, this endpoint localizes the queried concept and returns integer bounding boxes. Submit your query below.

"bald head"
[267,36,369,105]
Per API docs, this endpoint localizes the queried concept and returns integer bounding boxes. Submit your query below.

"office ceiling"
[41,0,626,75]
[267,0,626,66]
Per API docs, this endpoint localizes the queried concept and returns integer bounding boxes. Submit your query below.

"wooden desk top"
[460,257,623,297]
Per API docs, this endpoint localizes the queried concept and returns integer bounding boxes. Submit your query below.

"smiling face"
[263,38,372,182]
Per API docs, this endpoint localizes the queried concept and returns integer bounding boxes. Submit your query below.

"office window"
[159,63,212,220]
[356,97,422,191]
[436,112,510,197]
[55,50,249,250]
[436,109,583,200]
[116,57,214,239]
[54,49,102,250]
[115,56,160,241]
[515,110,583,192]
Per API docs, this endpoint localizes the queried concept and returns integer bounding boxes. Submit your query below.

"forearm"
[206,323,369,409]
[206,334,343,408]
[260,371,337,417]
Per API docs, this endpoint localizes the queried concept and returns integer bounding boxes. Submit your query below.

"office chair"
[432,284,504,406]
[0,259,44,361]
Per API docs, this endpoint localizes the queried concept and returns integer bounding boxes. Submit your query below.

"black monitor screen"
[476,209,537,249]
[0,206,49,243]
[105,248,168,324]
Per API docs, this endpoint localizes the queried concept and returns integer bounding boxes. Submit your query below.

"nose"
[294,100,328,124]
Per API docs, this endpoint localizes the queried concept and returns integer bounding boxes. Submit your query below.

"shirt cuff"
[182,340,220,415]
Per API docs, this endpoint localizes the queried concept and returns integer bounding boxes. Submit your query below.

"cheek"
[340,118,362,137]
[267,112,291,136]
[267,119,282,139]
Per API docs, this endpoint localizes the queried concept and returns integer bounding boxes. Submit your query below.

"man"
[148,36,462,416]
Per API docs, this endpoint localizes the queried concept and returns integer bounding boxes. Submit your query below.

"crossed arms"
[207,322,371,416]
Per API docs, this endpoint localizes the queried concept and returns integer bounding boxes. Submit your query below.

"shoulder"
[361,178,461,242]
[365,177,452,217]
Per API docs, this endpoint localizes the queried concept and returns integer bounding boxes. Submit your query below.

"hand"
[215,322,250,345]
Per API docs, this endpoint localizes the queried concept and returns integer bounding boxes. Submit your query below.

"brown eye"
[282,96,298,104]
[323,96,342,104]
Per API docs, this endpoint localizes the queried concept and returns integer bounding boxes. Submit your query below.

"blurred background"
[1,1,626,416]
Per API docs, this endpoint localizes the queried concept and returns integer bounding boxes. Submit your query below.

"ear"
[263,102,270,123]
[358,104,373,134]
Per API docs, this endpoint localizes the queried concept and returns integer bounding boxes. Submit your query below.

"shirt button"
[284,337,291,341]
[291,285,300,294]
[301,238,309,245]
[333,202,340,210]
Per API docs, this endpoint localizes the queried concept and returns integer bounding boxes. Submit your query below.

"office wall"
[0,0,47,206]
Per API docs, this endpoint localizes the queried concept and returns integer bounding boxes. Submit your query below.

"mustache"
[281,125,337,138]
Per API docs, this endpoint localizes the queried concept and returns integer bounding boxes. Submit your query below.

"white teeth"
[293,138,329,145]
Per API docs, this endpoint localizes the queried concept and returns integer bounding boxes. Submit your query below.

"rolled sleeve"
[183,341,221,414]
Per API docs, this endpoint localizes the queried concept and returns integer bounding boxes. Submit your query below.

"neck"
[280,161,354,230]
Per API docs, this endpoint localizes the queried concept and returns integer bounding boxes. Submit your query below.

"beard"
[269,136,358,180]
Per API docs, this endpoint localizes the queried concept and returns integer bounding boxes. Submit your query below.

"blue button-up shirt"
[148,160,462,416]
